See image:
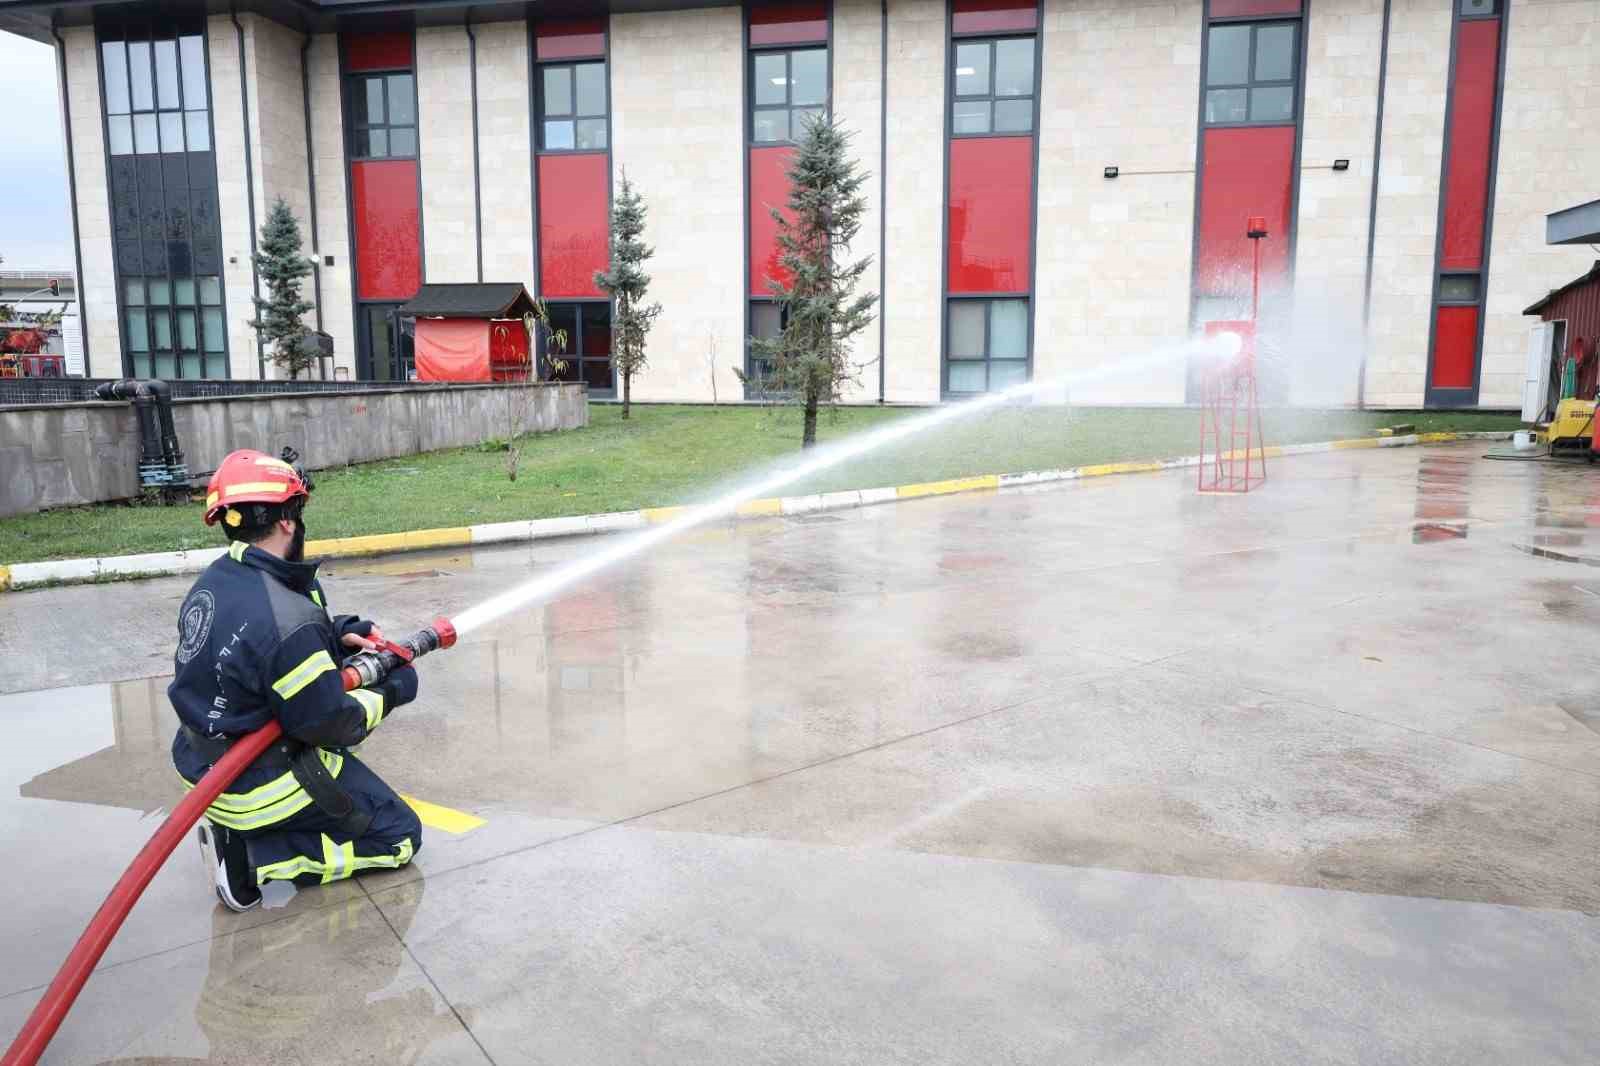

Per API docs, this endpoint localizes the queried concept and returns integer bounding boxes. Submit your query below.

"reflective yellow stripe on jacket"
[187,748,345,832]
[272,649,336,700]
[350,688,384,732]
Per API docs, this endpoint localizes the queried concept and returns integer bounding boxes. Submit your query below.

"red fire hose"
[1,619,454,1066]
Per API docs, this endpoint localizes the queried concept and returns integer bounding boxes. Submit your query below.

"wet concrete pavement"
[2,442,1598,1063]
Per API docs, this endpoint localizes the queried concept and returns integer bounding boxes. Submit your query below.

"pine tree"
[747,116,878,448]
[594,170,663,419]
[250,199,315,378]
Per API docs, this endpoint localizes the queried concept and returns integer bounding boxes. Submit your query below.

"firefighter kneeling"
[170,448,421,911]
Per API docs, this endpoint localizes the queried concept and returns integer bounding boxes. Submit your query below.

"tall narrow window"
[950,37,1036,135]
[539,61,608,151]
[100,21,226,378]
[1203,21,1298,126]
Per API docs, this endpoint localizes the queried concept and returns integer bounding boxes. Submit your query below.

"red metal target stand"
[1198,216,1270,494]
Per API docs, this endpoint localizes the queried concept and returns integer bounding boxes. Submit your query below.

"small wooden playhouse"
[400,283,541,382]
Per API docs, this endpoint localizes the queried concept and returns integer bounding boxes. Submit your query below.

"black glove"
[378,664,419,714]
[335,615,375,641]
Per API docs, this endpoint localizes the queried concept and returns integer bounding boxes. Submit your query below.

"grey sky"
[1,32,72,271]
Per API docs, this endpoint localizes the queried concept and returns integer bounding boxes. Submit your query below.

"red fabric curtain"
[414,319,490,381]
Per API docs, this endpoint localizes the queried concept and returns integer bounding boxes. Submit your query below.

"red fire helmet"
[203,449,311,527]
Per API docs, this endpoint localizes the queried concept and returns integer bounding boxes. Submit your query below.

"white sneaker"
[197,822,261,912]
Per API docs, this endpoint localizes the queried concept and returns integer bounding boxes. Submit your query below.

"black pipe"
[878,0,887,404]
[52,27,91,377]
[93,379,188,488]
[1358,0,1392,412]
[300,33,324,341]
[233,11,265,379]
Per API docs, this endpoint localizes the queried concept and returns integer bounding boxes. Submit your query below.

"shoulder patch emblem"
[177,589,216,665]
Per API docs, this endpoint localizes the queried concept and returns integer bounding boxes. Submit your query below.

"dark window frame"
[98,18,229,380]
[943,294,1032,397]
[948,34,1038,138]
[536,59,610,154]
[744,297,790,396]
[356,302,415,382]
[1459,0,1501,18]
[347,70,418,161]
[747,45,830,146]
[542,299,615,396]
[1437,270,1482,306]
[1202,19,1299,128]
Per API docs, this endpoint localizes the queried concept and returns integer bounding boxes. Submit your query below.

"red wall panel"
[947,136,1033,295]
[952,0,1038,34]
[749,1,828,46]
[538,153,610,298]
[750,146,795,296]
[346,32,413,72]
[350,160,421,300]
[1439,18,1500,272]
[535,18,607,61]
[1431,305,1479,389]
[1195,126,1295,299]
[1209,0,1301,16]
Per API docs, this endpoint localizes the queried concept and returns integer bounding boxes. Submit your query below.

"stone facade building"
[4,0,1596,408]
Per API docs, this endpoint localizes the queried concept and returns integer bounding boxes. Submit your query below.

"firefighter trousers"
[236,754,422,887]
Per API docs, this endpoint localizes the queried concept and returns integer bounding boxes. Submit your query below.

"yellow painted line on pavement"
[897,474,1000,499]
[736,497,784,517]
[401,794,487,834]
[1077,460,1167,478]
[643,505,686,524]
[1331,437,1382,450]
[0,565,9,592]
[1418,432,1461,443]
[309,527,472,559]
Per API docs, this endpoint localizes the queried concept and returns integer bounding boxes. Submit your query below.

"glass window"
[125,278,145,304]
[955,42,990,97]
[575,118,607,150]
[1206,26,1250,86]
[1460,0,1497,15]
[386,74,415,125]
[575,63,606,115]
[946,298,1030,394]
[177,309,198,350]
[1204,21,1298,126]
[750,48,827,144]
[752,303,782,339]
[790,49,826,106]
[128,41,153,111]
[133,113,159,153]
[148,278,170,304]
[127,308,149,351]
[199,276,222,304]
[948,302,985,358]
[950,37,1035,135]
[108,115,134,156]
[1439,274,1481,302]
[1254,25,1296,81]
[184,111,210,152]
[754,53,786,106]
[102,43,130,114]
[993,38,1033,97]
[180,353,203,380]
[544,67,573,115]
[159,111,184,152]
[203,308,226,351]
[356,78,383,125]
[179,35,206,109]
[173,277,195,304]
[155,40,180,109]
[544,121,575,150]
[152,310,173,349]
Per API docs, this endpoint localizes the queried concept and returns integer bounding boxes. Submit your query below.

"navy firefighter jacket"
[169,541,397,828]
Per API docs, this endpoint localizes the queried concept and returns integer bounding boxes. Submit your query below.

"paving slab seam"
[0,432,1513,592]
[356,877,501,1066]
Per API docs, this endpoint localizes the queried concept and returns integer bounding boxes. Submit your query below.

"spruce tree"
[250,198,315,378]
[747,115,878,448]
[594,170,663,419]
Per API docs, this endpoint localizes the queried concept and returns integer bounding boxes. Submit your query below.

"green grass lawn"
[0,403,1519,564]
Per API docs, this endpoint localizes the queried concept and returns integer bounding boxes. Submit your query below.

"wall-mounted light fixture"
[1332,159,1350,171]
[1103,166,1119,179]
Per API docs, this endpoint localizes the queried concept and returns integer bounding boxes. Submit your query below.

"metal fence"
[0,377,450,406]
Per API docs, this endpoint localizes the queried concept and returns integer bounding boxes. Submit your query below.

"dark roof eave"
[1522,260,1600,316]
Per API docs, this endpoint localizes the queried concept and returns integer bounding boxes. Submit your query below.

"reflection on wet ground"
[2,443,1599,1064]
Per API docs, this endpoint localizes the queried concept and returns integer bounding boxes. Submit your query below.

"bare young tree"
[706,328,720,406]
[494,307,565,482]
[744,116,877,448]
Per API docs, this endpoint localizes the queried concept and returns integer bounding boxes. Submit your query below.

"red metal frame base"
[1198,368,1266,494]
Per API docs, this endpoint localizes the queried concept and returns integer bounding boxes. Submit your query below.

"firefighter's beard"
[286,519,306,563]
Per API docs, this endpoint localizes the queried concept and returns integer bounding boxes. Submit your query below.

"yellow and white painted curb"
[0,430,1511,592]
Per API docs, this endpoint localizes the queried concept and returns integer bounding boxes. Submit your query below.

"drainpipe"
[233,10,265,379]
[300,33,324,342]
[466,17,484,282]
[52,26,91,377]
[877,0,887,403]
[1358,0,1393,411]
